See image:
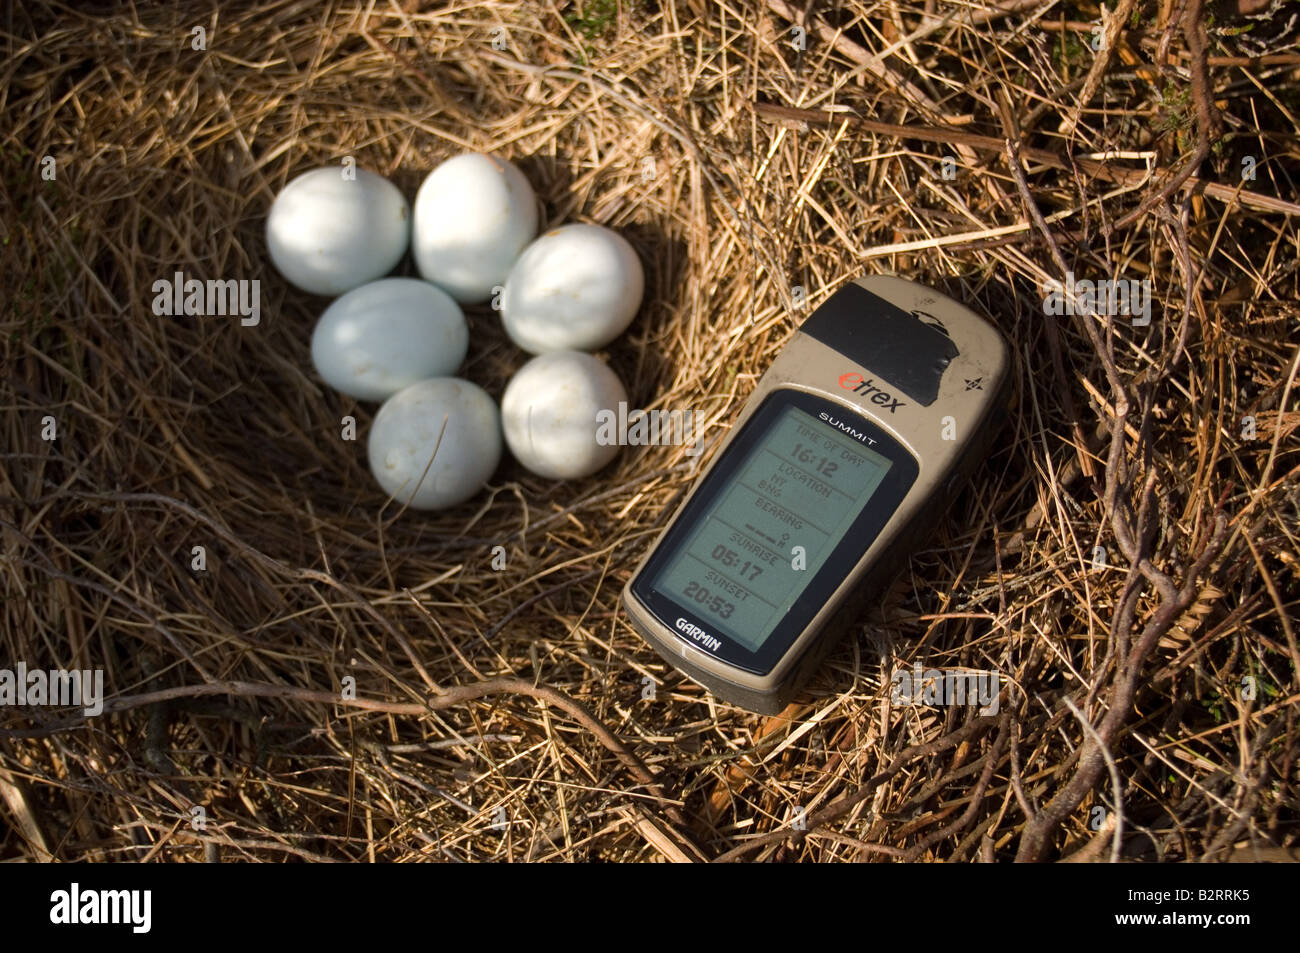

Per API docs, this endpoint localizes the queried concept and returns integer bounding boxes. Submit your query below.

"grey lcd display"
[649,405,894,651]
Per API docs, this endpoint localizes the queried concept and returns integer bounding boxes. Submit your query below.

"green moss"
[565,0,620,39]
[1156,84,1193,146]
[564,0,628,64]
[1204,689,1226,724]
[1051,31,1092,75]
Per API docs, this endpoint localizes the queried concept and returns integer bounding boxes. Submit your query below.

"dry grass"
[1,0,1297,862]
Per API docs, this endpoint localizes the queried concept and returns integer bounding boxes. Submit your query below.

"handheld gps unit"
[621,275,1010,714]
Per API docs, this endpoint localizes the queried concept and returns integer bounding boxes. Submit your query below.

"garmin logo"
[838,373,904,413]
[817,412,877,446]
[675,618,722,652]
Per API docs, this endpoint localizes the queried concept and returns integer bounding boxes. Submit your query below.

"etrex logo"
[675,618,722,652]
[838,373,905,413]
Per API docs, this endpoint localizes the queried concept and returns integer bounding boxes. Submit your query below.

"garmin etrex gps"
[621,275,1011,714]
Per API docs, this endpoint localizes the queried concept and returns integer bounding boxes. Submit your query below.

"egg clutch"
[265,153,645,509]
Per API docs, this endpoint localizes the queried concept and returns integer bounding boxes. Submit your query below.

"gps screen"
[647,405,894,651]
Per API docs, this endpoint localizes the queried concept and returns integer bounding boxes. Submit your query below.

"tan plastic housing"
[622,275,1011,714]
